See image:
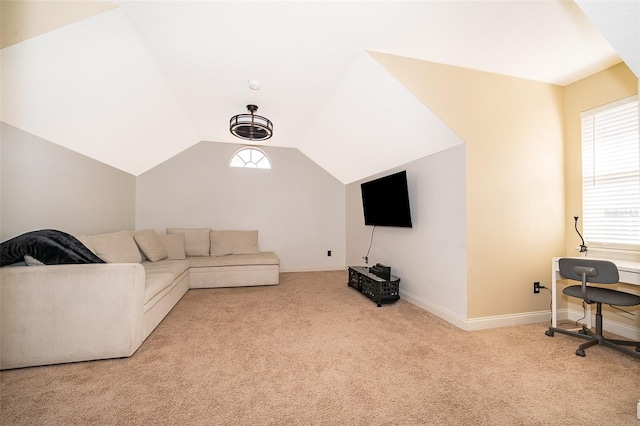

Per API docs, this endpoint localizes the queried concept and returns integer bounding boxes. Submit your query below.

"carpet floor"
[1,270,639,425]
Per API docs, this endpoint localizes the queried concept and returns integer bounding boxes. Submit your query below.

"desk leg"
[551,259,557,328]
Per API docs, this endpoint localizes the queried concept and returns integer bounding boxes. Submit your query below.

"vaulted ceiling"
[1,1,637,184]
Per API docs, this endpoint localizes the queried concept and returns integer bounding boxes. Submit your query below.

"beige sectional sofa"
[0,228,279,370]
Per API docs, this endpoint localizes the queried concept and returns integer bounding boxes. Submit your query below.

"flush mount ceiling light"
[248,79,261,90]
[229,104,273,141]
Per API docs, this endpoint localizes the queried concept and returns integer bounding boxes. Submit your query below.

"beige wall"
[370,53,566,321]
[563,63,639,330]
[563,62,638,255]
[0,123,136,240]
[462,71,565,319]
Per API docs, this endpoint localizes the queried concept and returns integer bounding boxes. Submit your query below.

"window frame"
[229,147,272,169]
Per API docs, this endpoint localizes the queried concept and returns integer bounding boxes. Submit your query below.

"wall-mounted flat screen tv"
[361,170,412,228]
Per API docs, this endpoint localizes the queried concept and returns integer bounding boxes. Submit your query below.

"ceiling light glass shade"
[230,104,273,141]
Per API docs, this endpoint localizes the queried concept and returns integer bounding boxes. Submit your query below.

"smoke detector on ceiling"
[248,79,261,90]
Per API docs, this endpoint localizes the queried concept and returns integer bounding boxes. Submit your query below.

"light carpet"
[2,270,639,425]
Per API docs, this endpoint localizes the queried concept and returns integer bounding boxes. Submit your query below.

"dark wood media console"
[348,266,400,307]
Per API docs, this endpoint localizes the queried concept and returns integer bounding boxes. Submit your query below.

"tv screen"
[361,170,412,228]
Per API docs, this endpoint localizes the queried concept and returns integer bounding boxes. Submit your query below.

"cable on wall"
[363,225,376,265]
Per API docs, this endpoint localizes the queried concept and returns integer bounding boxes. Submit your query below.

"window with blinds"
[581,96,639,250]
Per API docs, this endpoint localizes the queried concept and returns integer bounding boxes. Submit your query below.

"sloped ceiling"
[0,0,117,49]
[575,0,639,79]
[0,1,632,184]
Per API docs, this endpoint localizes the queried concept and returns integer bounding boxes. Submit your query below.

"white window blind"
[581,96,639,249]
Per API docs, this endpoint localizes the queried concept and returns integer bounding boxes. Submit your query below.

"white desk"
[551,257,640,328]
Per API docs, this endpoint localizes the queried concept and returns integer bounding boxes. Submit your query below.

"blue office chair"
[545,258,640,359]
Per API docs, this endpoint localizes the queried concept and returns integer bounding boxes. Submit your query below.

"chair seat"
[563,285,640,306]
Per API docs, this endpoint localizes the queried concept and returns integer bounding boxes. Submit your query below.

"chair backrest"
[558,258,619,285]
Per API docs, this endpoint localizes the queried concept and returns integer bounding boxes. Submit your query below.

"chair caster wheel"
[578,328,588,335]
[635,346,640,353]
[575,349,585,357]
[545,330,554,337]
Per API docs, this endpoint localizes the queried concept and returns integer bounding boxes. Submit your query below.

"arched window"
[229,147,271,169]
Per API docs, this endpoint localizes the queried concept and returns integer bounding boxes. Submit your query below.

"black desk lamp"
[574,216,587,253]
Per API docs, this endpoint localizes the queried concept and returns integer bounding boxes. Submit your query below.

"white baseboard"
[279,265,346,273]
[399,289,469,330]
[400,289,640,339]
[465,310,552,331]
[564,308,640,340]
[400,289,550,331]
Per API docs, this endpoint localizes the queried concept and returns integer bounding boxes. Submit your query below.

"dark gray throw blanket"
[1,229,105,266]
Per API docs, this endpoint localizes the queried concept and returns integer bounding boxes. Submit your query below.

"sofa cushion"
[142,259,190,278]
[143,273,176,304]
[189,251,279,267]
[166,228,210,257]
[74,234,96,254]
[159,234,186,260]
[142,259,190,303]
[90,231,141,264]
[210,230,259,256]
[133,230,168,262]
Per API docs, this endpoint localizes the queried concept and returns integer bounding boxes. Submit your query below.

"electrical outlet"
[533,282,541,294]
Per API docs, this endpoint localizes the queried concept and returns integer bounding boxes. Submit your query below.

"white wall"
[346,144,467,322]
[0,123,136,240]
[135,142,345,272]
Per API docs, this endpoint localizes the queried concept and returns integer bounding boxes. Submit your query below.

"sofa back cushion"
[158,233,186,260]
[133,230,168,262]
[74,234,97,254]
[210,230,259,256]
[90,231,142,263]
[166,228,211,257]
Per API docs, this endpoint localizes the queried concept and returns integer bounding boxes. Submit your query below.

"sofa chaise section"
[169,228,280,288]
[188,251,280,288]
[142,259,191,339]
